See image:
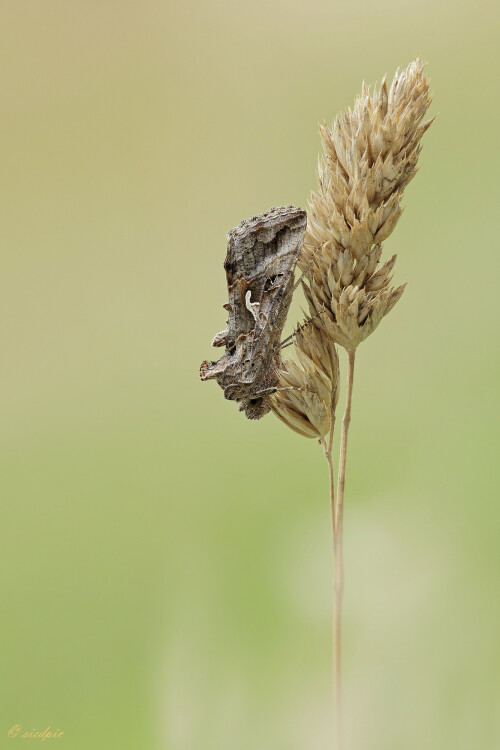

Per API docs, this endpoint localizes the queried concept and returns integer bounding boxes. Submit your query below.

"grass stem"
[333,347,356,749]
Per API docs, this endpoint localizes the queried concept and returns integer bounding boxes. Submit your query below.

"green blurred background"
[1,1,499,748]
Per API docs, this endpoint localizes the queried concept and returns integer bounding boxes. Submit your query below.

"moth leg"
[279,330,299,351]
[292,258,315,291]
[254,385,315,398]
[278,309,326,350]
[292,271,307,292]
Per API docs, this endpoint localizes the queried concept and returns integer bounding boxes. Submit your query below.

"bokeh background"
[1,1,499,749]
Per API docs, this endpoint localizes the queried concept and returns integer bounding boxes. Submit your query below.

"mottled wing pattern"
[200,205,307,419]
[224,206,306,382]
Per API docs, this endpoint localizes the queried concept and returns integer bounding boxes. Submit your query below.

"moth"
[200,205,307,419]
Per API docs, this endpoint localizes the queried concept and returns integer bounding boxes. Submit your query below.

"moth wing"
[224,206,307,356]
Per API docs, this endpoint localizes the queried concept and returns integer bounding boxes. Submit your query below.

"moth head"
[239,396,270,420]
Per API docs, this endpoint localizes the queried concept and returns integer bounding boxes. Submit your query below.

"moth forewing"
[200,205,307,419]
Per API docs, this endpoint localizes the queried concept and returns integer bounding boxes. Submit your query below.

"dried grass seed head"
[299,57,433,350]
[270,322,339,439]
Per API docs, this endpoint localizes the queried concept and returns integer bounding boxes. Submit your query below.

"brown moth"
[200,205,307,419]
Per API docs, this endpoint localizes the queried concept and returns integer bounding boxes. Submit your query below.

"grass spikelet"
[299,57,433,350]
[270,322,339,439]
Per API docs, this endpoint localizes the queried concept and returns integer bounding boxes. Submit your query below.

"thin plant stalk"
[336,348,356,545]
[321,431,339,749]
[321,434,336,548]
[334,347,356,750]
